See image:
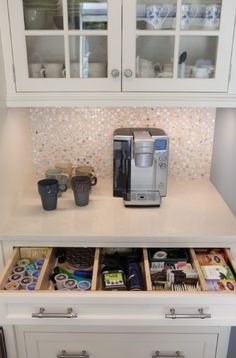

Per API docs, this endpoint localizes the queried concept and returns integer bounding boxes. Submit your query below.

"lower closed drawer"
[22,331,218,358]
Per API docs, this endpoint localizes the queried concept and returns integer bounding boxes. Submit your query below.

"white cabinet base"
[14,326,231,358]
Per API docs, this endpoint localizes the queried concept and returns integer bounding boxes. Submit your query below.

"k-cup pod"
[31,270,41,282]
[55,273,68,290]
[153,251,168,260]
[26,263,36,275]
[34,258,44,270]
[5,281,20,290]
[17,258,31,267]
[63,279,77,290]
[26,282,36,290]
[8,273,23,283]
[13,265,26,276]
[76,280,91,291]
[20,276,33,289]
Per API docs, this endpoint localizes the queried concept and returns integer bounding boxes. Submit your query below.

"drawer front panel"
[24,332,218,358]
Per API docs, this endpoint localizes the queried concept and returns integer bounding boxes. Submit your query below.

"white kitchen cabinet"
[16,329,219,358]
[1,0,236,105]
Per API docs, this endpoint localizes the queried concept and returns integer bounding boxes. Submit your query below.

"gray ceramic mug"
[45,168,69,196]
[71,175,97,206]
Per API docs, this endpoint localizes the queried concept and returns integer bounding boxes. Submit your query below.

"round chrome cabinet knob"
[124,69,133,78]
[111,69,120,78]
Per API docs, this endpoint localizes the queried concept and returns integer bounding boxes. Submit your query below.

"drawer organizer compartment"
[0,247,51,291]
[147,248,236,293]
[94,248,152,291]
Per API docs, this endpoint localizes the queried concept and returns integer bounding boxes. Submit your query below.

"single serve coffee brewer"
[113,128,169,207]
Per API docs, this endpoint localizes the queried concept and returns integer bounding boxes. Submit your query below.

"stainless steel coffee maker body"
[113,128,169,206]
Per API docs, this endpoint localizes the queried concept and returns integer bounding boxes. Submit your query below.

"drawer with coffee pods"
[0,247,50,291]
[47,247,97,291]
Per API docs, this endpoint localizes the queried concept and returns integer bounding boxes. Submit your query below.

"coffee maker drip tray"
[123,190,161,207]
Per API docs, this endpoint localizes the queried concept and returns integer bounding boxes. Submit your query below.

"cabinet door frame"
[122,0,236,92]
[8,0,121,92]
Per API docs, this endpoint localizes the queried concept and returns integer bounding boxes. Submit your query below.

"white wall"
[210,108,236,216]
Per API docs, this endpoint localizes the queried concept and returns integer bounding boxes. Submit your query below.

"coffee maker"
[113,128,169,206]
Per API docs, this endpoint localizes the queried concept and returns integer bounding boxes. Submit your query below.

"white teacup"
[42,63,66,78]
[193,66,214,78]
[146,4,170,30]
[28,63,44,78]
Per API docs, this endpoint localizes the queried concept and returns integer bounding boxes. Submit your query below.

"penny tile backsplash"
[29,107,215,178]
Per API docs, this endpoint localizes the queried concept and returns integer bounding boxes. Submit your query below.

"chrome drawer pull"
[58,350,89,358]
[32,307,77,319]
[152,351,184,358]
[165,308,211,319]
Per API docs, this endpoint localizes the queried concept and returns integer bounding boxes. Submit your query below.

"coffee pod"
[20,276,33,289]
[31,270,41,282]
[76,280,91,291]
[153,251,168,260]
[26,263,36,275]
[13,265,26,276]
[26,282,36,290]
[5,281,20,290]
[63,279,77,290]
[8,273,23,283]
[17,258,31,267]
[55,273,68,290]
[34,258,44,270]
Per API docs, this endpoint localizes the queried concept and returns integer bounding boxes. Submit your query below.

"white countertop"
[1,178,236,246]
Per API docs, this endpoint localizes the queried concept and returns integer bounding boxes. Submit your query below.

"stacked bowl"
[23,0,62,30]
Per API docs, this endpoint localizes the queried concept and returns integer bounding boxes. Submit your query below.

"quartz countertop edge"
[0,178,236,242]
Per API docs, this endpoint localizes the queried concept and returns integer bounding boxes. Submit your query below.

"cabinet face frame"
[122,0,236,92]
[8,0,122,92]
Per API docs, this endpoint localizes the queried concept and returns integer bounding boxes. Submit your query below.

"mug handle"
[90,176,97,186]
[207,66,214,76]
[62,68,66,78]
[40,68,46,78]
[59,173,69,192]
[58,183,68,192]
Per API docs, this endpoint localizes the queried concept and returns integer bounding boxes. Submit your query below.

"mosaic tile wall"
[29,107,216,178]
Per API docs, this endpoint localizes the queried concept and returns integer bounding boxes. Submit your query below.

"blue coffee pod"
[76,280,91,291]
[31,270,40,282]
[34,259,44,270]
[26,282,36,290]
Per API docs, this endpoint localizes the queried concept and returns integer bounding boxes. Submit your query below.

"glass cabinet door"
[123,0,236,92]
[8,0,121,92]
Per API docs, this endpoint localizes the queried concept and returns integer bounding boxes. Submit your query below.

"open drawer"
[0,246,236,326]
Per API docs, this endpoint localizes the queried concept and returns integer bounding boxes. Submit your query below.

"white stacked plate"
[23,0,61,29]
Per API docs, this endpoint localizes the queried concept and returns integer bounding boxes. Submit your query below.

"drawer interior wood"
[0,247,51,290]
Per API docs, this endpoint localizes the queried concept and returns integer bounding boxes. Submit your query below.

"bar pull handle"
[57,350,89,358]
[32,307,77,319]
[152,351,184,358]
[165,308,211,319]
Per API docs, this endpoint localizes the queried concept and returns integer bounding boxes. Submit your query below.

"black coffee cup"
[71,175,97,206]
[38,178,63,211]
